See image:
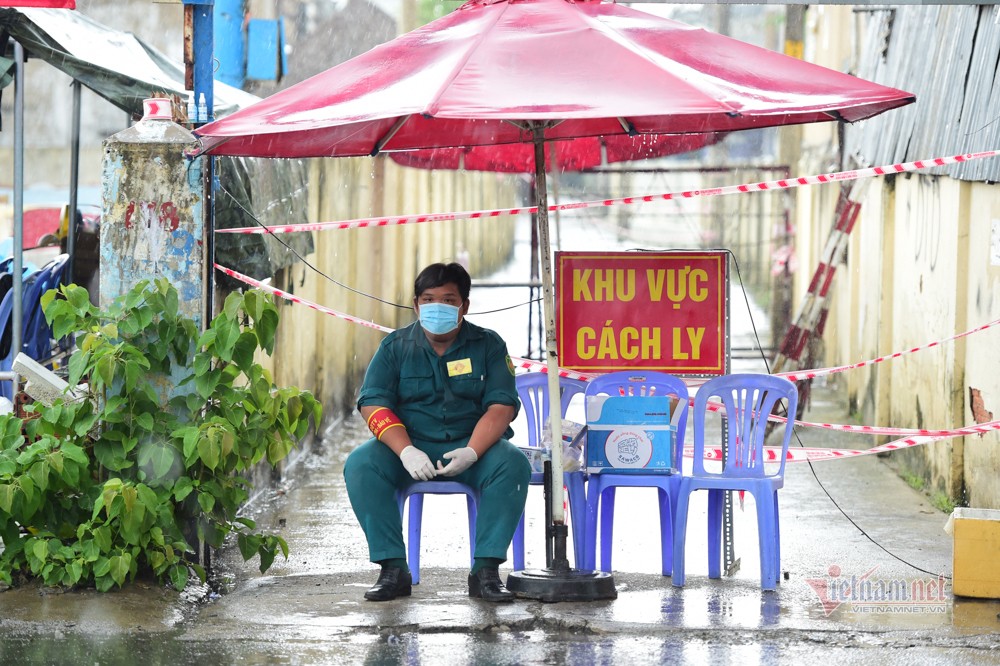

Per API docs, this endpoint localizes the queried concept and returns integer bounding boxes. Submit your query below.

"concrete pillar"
[100,98,207,330]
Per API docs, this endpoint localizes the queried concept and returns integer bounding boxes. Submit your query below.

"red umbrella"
[387,133,721,173]
[195,0,912,159]
[194,0,914,596]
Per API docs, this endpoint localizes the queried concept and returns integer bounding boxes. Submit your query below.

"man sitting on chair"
[344,262,530,602]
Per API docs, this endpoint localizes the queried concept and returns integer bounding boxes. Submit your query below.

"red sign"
[0,1,75,7]
[556,251,728,375]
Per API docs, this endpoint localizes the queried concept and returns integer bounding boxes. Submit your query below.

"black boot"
[364,565,412,602]
[468,567,515,602]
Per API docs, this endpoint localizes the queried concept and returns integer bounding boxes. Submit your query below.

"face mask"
[418,302,461,335]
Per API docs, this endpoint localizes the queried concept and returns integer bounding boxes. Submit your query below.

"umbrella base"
[506,568,617,602]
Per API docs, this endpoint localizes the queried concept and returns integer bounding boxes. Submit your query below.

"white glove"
[399,446,436,481]
[436,447,478,477]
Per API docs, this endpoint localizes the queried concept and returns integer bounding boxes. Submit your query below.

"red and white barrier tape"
[775,315,1000,382]
[511,357,595,381]
[510,355,1000,438]
[217,264,1000,441]
[216,150,998,236]
[216,264,576,370]
[684,417,1000,463]
[214,265,393,334]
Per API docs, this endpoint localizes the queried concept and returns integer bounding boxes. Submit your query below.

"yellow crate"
[952,507,1000,599]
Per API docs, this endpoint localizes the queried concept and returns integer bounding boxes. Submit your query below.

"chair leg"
[512,511,526,571]
[657,487,672,577]
[599,487,616,573]
[583,479,601,571]
[671,483,691,587]
[466,495,478,571]
[773,492,781,586]
[408,494,424,585]
[566,475,587,569]
[756,491,777,590]
[707,489,723,579]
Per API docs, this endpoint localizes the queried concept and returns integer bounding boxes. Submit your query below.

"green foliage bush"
[0,279,321,591]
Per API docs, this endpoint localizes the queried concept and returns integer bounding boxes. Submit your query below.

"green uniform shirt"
[358,320,520,444]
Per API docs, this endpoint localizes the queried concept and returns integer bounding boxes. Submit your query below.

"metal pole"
[550,151,562,251]
[532,126,568,570]
[205,156,215,320]
[722,255,737,575]
[527,177,538,358]
[185,0,216,121]
[195,1,215,321]
[68,80,81,283]
[12,40,25,371]
[543,460,553,568]
[184,0,216,320]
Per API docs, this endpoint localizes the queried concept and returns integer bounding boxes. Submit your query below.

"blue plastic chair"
[511,373,588,570]
[0,259,62,398]
[396,482,479,585]
[22,254,70,361]
[671,373,797,591]
[0,254,75,401]
[0,289,15,401]
[582,371,689,575]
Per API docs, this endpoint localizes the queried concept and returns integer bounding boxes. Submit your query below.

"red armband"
[367,407,405,441]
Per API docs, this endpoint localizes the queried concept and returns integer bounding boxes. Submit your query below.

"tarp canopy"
[0,7,257,116]
[0,6,313,280]
[4,2,75,8]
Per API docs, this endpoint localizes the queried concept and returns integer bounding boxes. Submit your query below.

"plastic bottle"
[187,94,197,125]
[564,435,585,472]
[544,418,586,472]
[197,93,208,124]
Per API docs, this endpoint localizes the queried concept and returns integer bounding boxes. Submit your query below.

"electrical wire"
[219,186,408,309]
[474,297,543,315]
[217,185,542,316]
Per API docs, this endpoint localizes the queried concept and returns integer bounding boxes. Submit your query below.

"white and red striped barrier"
[214,265,393,334]
[685,417,1000,463]
[775,315,1000,382]
[772,189,859,375]
[215,150,998,236]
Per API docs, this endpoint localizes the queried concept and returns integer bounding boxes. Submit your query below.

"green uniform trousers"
[344,437,531,564]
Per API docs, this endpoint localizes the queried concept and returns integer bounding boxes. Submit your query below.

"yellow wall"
[957,185,1000,508]
[786,5,1000,509]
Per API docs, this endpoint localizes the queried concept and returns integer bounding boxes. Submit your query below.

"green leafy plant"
[0,279,321,591]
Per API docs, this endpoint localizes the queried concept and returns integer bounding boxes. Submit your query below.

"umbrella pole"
[506,127,616,602]
[534,137,569,555]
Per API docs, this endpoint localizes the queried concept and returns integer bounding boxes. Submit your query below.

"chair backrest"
[0,290,15,400]
[584,370,689,469]
[692,373,797,479]
[516,372,588,449]
[24,254,71,359]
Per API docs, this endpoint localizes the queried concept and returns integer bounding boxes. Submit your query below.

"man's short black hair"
[414,263,471,301]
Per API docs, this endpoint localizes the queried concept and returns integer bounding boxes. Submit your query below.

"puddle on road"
[3,629,989,665]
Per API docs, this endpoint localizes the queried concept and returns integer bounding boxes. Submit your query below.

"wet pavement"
[2,379,1000,665]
